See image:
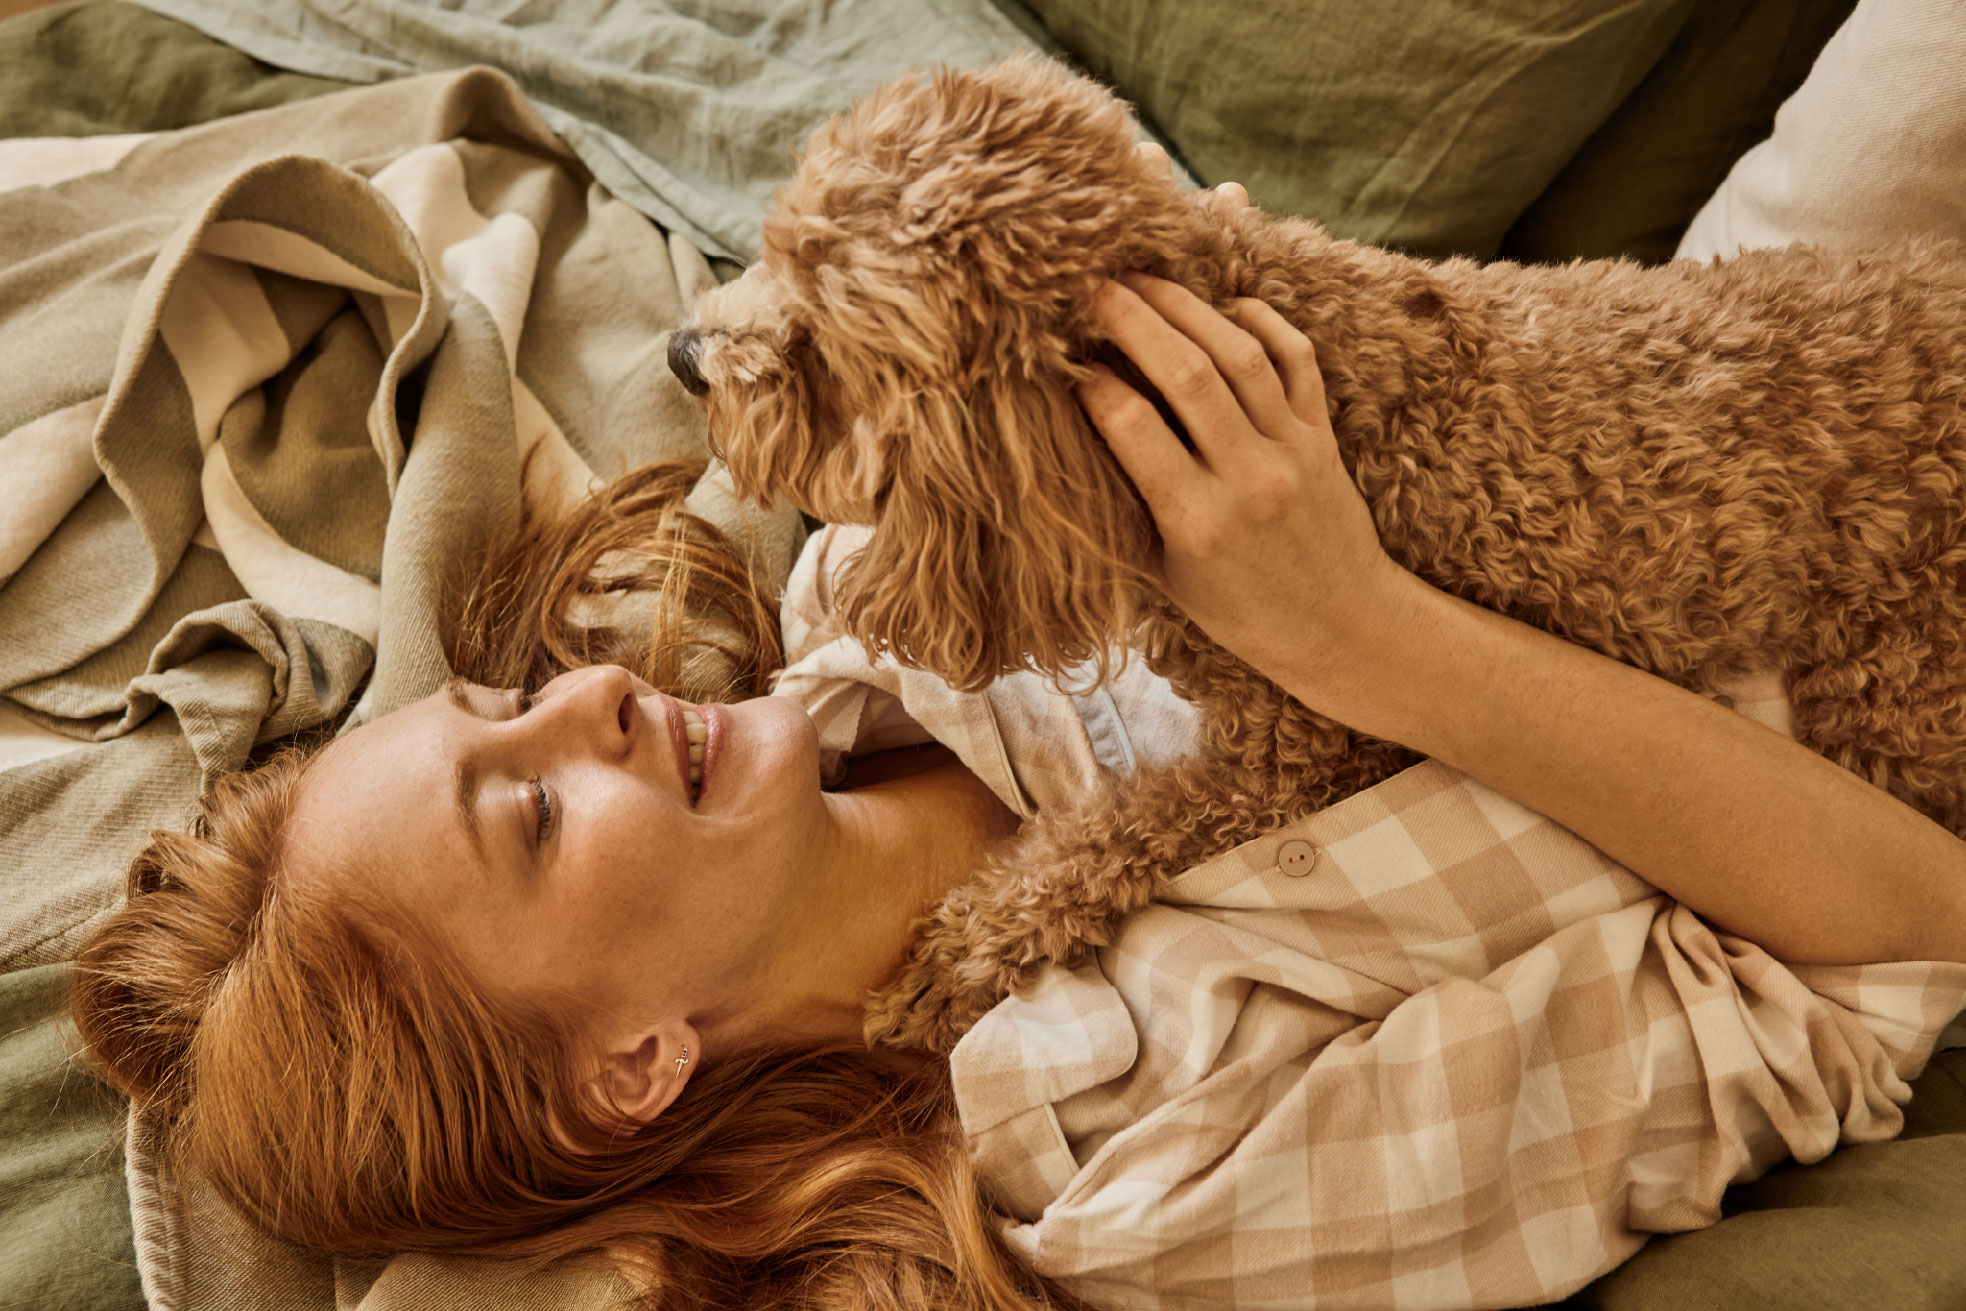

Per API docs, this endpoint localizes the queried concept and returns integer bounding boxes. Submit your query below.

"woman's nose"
[531,664,641,757]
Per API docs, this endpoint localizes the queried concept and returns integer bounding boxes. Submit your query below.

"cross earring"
[674,1046,690,1079]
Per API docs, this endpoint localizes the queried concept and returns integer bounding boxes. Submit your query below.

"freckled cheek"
[560,781,687,925]
[535,875,664,1010]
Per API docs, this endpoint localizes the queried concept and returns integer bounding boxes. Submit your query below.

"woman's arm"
[1298,567,1966,965]
[1077,273,1966,967]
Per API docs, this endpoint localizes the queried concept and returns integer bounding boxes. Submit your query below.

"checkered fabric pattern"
[771,525,1966,1311]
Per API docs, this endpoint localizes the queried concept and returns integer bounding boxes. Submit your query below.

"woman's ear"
[590,1021,701,1128]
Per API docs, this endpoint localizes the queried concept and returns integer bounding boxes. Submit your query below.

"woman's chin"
[719,694,826,805]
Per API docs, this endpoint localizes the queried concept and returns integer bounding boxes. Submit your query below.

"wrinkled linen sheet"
[124,0,1060,263]
[0,68,801,1310]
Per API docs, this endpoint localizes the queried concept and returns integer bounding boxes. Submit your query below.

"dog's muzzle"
[667,327,709,397]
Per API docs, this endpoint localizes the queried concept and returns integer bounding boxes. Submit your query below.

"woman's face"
[283,665,829,1047]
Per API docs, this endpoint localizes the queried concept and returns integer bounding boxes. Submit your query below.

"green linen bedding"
[0,13,345,1305]
[121,0,1858,266]
[0,0,343,139]
[121,0,1058,264]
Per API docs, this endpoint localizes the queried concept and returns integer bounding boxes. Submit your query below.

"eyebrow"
[444,678,488,860]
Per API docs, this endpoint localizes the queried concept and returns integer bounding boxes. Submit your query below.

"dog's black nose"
[667,327,709,397]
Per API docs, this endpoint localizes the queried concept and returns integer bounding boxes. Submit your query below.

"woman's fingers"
[1076,270,1397,679]
[1073,361,1190,540]
[1114,273,1299,454]
[1228,297,1328,429]
[1134,140,1174,179]
[1214,180,1250,208]
[1088,279,1252,472]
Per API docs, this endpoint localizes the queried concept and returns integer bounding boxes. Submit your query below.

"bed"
[1,1,1962,1308]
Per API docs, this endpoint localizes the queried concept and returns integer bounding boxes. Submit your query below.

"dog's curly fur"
[678,54,1966,1052]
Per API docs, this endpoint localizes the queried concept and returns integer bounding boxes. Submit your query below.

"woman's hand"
[1132,140,1249,209]
[1075,273,1406,685]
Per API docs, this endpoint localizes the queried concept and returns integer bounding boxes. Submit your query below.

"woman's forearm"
[1283,569,1966,966]
[1070,277,1966,964]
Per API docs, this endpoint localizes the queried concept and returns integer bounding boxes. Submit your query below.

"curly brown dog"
[669,53,1966,1051]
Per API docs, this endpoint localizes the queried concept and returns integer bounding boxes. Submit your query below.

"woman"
[73,277,1966,1311]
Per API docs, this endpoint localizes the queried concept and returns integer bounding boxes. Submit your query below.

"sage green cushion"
[1023,0,1693,259]
[0,964,142,1311]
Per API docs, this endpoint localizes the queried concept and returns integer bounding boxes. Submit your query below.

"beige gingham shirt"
[773,526,1966,1310]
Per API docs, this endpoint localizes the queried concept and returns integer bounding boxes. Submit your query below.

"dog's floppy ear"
[831,365,1160,693]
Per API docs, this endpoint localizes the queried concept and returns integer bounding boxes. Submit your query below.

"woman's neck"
[727,747,1020,1049]
[837,740,971,791]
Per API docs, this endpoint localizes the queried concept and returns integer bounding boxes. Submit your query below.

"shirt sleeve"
[1014,906,1964,1310]
[997,766,1966,1309]
[775,522,868,669]
[770,522,1202,813]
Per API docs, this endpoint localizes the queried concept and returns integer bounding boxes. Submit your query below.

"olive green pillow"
[1500,0,1855,264]
[1020,0,1694,259]
[1019,0,1854,264]
[1563,1048,1966,1311]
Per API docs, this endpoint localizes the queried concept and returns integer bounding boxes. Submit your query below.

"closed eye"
[530,775,556,844]
[513,677,542,717]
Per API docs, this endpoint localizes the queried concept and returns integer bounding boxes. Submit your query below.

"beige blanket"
[0,69,801,1309]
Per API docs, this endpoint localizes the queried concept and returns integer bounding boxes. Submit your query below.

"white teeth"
[681,709,706,795]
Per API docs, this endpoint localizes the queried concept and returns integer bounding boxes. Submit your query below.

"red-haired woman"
[73,285,1966,1311]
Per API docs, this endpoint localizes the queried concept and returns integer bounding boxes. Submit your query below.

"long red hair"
[71,460,1091,1310]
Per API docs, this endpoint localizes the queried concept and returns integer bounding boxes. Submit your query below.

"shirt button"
[1277,839,1319,877]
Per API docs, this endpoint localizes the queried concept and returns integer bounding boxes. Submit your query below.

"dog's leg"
[860,703,1419,1054]
[862,617,1422,1053]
